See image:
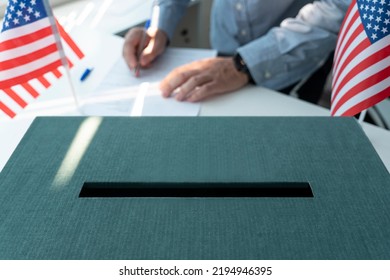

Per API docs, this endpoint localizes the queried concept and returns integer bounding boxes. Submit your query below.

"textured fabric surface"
[0,117,389,259]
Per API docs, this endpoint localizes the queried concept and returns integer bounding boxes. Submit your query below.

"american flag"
[0,0,84,119]
[331,0,390,116]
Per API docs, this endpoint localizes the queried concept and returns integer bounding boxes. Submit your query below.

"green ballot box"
[0,117,389,259]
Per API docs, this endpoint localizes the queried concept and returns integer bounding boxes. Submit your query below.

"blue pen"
[80,68,93,82]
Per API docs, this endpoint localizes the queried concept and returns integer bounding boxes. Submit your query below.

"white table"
[53,0,154,35]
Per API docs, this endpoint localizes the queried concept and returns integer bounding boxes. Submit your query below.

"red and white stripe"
[0,18,63,88]
[331,1,390,116]
[0,19,84,119]
[0,80,45,118]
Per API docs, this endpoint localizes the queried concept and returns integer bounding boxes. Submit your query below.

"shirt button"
[236,3,243,11]
[241,29,247,36]
[264,71,272,79]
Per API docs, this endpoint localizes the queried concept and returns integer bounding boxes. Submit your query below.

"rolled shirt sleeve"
[238,0,351,90]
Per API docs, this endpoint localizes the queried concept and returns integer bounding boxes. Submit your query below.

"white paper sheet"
[131,83,200,116]
[81,47,216,116]
[96,47,217,92]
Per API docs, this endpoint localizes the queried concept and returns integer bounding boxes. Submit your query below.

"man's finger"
[175,74,212,101]
[187,82,217,102]
[123,29,144,70]
[140,40,160,67]
[160,68,200,97]
[140,29,168,67]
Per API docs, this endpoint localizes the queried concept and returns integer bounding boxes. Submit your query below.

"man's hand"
[122,27,168,71]
[159,57,249,102]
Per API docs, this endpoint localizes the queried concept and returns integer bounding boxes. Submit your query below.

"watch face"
[233,54,255,84]
[233,54,244,72]
[234,54,248,73]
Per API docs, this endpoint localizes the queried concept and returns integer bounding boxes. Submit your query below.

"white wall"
[0,0,78,19]
[170,0,213,49]
[0,0,8,18]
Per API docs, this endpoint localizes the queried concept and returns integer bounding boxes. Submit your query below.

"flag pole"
[358,109,367,124]
[41,0,82,112]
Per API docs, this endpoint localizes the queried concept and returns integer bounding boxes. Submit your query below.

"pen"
[80,67,93,82]
[134,20,150,77]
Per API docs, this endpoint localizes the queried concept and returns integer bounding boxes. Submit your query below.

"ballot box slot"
[79,182,313,198]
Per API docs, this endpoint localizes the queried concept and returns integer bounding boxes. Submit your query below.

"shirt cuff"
[237,33,283,87]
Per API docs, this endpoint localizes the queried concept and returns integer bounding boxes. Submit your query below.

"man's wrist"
[232,53,255,84]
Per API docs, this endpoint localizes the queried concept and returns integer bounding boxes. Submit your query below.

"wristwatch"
[232,53,255,84]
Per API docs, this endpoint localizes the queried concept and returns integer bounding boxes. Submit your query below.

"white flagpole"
[42,0,82,112]
[358,109,367,124]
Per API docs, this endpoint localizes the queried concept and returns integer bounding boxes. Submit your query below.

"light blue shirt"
[157,0,351,90]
